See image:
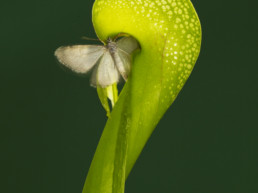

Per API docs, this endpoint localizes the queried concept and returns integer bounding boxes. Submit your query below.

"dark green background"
[1,0,257,192]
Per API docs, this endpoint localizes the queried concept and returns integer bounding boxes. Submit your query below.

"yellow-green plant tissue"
[82,0,201,193]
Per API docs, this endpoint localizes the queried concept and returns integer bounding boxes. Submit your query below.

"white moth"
[54,36,139,87]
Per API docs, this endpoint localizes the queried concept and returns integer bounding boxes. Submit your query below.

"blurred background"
[0,0,257,193]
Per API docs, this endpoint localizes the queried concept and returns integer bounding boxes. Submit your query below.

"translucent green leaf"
[97,84,118,117]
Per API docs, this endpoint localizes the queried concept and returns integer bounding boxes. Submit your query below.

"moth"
[54,36,139,87]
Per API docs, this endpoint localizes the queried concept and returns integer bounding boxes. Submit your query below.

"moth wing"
[54,45,105,73]
[90,64,98,87]
[116,36,139,54]
[113,49,132,81]
[92,51,120,87]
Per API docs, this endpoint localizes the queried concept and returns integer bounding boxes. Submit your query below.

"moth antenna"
[81,36,100,41]
[113,32,130,41]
